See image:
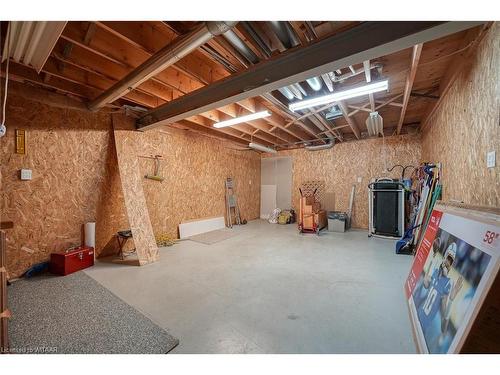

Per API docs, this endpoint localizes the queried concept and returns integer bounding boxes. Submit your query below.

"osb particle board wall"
[421,23,499,208]
[1,92,261,277]
[0,93,112,278]
[264,134,422,229]
[133,127,261,238]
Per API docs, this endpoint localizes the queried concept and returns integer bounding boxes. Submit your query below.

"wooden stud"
[396,43,423,134]
[338,101,361,139]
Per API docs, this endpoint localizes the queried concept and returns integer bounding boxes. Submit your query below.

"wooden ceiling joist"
[60,23,205,95]
[338,101,361,139]
[396,43,423,134]
[87,22,237,111]
[137,22,484,130]
[40,57,163,108]
[214,105,294,144]
[95,21,228,85]
[175,119,249,146]
[240,98,310,142]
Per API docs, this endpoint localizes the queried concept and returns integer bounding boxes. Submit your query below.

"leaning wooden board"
[113,114,159,265]
[405,202,500,353]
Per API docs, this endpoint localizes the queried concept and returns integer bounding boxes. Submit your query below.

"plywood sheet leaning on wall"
[95,134,130,258]
[136,126,261,238]
[112,114,158,265]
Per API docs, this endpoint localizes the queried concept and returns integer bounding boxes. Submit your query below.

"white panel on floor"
[260,185,277,219]
[179,216,226,239]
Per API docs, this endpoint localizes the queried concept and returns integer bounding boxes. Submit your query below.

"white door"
[260,157,292,218]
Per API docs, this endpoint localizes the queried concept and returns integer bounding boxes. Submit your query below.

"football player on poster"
[417,242,464,352]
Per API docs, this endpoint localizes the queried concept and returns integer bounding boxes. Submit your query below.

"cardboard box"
[304,196,315,205]
[303,214,314,229]
[301,197,321,214]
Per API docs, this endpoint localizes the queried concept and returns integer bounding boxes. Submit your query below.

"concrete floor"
[85,220,416,354]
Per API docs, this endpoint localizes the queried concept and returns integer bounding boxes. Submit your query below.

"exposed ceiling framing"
[0,20,489,150]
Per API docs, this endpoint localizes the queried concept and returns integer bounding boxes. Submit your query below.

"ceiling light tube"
[213,110,271,128]
[249,142,277,153]
[289,80,389,112]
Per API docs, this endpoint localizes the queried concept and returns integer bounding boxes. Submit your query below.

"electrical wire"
[1,23,11,128]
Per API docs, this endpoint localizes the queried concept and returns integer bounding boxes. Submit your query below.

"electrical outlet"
[487,151,496,168]
[20,169,32,180]
[357,176,362,183]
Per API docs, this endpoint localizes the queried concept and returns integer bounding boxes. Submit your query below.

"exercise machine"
[368,178,405,239]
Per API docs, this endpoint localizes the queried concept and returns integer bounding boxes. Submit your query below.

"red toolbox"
[49,246,94,276]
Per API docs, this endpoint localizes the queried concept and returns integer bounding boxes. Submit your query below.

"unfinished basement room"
[1,2,499,369]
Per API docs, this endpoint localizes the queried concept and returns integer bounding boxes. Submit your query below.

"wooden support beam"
[216,105,293,144]
[348,104,372,113]
[396,43,423,134]
[255,98,311,142]
[338,101,361,139]
[311,113,343,141]
[420,24,491,130]
[176,119,249,146]
[185,113,278,146]
[83,22,97,45]
[374,93,404,110]
[363,60,375,111]
[375,99,403,108]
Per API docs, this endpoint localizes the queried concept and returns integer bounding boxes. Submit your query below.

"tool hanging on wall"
[225,177,241,228]
[140,155,164,182]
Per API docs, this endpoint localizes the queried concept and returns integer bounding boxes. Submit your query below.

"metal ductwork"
[222,29,259,64]
[329,63,383,83]
[240,22,272,58]
[269,21,300,48]
[305,139,334,151]
[278,87,295,100]
[287,84,304,100]
[269,22,323,94]
[306,76,322,91]
[249,142,277,153]
[88,21,237,111]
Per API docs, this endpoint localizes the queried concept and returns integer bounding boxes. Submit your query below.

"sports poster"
[405,204,500,353]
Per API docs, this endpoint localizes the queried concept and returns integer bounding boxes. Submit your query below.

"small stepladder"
[225,177,241,228]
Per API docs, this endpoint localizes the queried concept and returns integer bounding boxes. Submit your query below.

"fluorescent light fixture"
[213,110,271,128]
[2,21,67,73]
[289,80,389,112]
[249,142,277,154]
[366,111,384,137]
